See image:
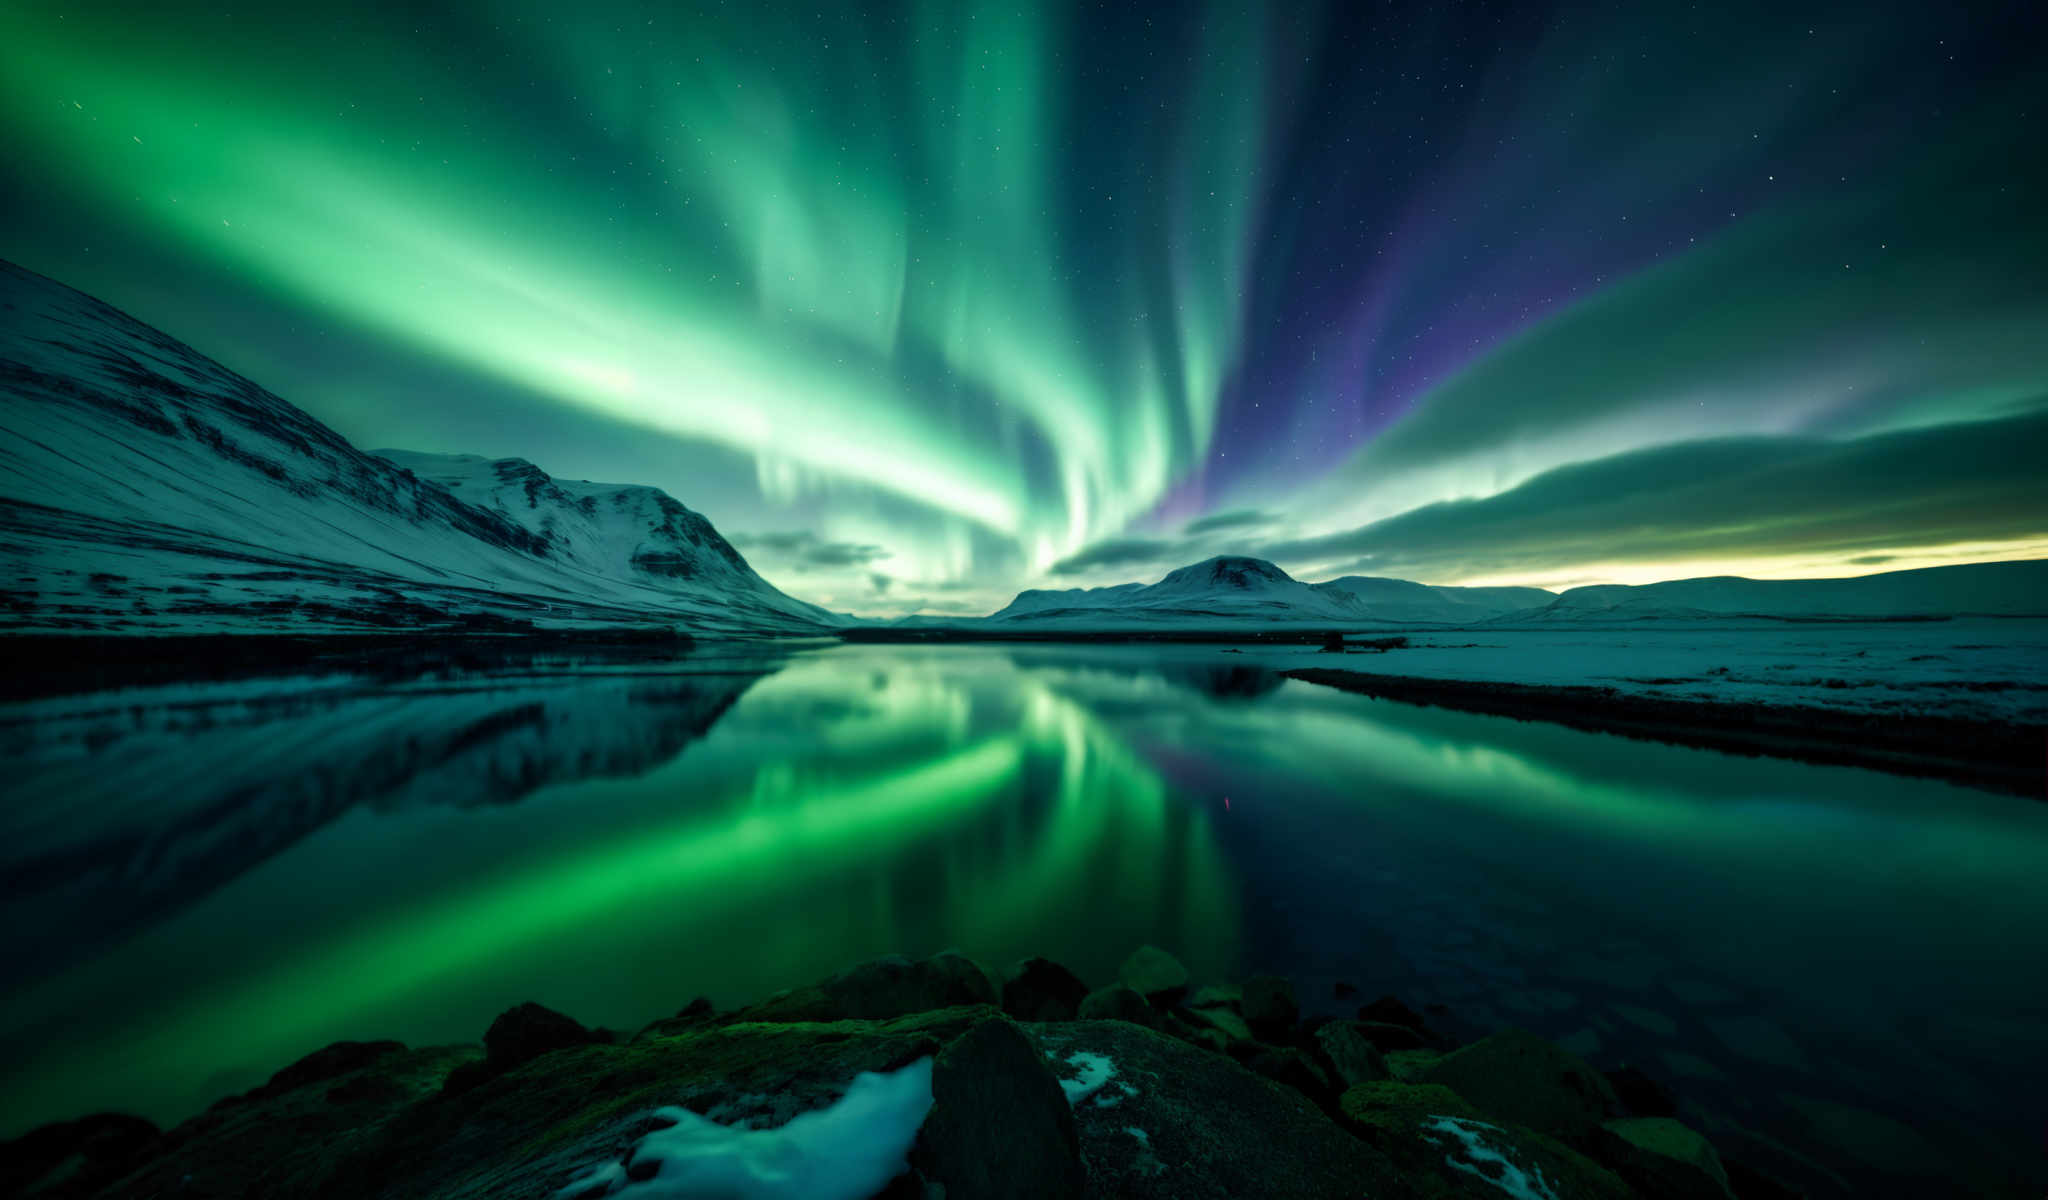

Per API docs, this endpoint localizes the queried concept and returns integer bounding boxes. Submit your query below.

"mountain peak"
[1156,555,1296,590]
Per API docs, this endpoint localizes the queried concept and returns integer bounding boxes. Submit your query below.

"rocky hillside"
[4,947,1918,1200]
[0,260,829,636]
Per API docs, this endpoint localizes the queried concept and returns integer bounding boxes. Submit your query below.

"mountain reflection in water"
[0,642,2042,1198]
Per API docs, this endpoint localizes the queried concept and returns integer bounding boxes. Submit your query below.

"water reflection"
[0,642,2042,1198]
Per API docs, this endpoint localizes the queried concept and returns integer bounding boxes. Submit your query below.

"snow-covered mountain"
[1313,576,1556,623]
[1526,559,2048,622]
[0,260,830,635]
[983,552,2048,629]
[991,556,1352,625]
[988,555,1551,626]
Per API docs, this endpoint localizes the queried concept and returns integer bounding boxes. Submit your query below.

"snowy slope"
[1311,576,1556,623]
[375,450,837,626]
[1524,559,2048,622]
[0,260,829,635]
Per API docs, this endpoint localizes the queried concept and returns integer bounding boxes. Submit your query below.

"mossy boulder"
[1117,945,1189,1007]
[1029,1022,1417,1199]
[1314,1021,1392,1089]
[1596,1117,1734,1199]
[1415,1028,1618,1141]
[1341,1081,1633,1200]
[1077,983,1164,1030]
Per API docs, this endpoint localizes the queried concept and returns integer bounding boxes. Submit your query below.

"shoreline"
[1284,666,2042,798]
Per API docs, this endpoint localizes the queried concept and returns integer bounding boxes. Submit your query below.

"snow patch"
[1421,1115,1559,1200]
[1058,1051,1119,1105]
[556,1058,933,1199]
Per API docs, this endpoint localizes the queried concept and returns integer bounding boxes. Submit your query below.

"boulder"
[484,1003,598,1069]
[1002,957,1090,1022]
[1186,983,1242,1011]
[1244,1046,1336,1105]
[0,1112,160,1198]
[1240,975,1298,1040]
[1359,995,1428,1031]
[1416,1028,1618,1142]
[745,952,997,1022]
[446,1003,600,1093]
[827,952,997,1019]
[1384,1048,1443,1081]
[1354,1021,1431,1052]
[1341,1081,1633,1200]
[1029,1021,1415,1199]
[1077,983,1164,1030]
[1597,1117,1735,1200]
[258,1040,408,1100]
[1180,1003,1253,1046]
[914,1019,1084,1199]
[1117,945,1189,1006]
[1313,1022,1391,1089]
[1604,1065,1678,1117]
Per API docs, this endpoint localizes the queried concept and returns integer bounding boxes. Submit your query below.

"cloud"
[869,573,894,593]
[1182,508,1278,536]
[729,530,892,569]
[1048,537,1176,576]
[1260,409,2048,581]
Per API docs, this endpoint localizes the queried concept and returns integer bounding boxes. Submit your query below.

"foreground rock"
[914,1020,1085,1199]
[0,952,1788,1200]
[1030,1021,1414,1200]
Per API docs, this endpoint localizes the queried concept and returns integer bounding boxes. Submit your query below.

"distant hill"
[1531,559,2048,622]
[987,555,1556,627]
[977,554,2048,629]
[0,260,829,635]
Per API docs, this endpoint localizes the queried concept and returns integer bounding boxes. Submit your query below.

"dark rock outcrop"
[1031,1022,1416,1200]
[1002,957,1090,1022]
[914,1019,1085,1200]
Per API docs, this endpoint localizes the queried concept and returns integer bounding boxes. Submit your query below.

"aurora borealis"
[2,0,2043,613]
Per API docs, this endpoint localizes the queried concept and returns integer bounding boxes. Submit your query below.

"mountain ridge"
[981,553,2048,627]
[0,259,828,636]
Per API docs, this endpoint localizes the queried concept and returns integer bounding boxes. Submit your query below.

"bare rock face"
[914,1019,1085,1200]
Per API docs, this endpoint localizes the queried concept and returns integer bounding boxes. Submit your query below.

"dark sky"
[3,0,2042,612]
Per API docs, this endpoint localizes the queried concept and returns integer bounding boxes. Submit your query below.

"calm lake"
[2,642,2042,1196]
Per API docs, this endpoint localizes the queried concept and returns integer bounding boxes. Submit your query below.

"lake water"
[1,642,2042,1196]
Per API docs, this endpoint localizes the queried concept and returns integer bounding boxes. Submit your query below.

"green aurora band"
[1,0,2042,606]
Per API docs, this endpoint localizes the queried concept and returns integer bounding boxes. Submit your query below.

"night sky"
[2,0,2043,614]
